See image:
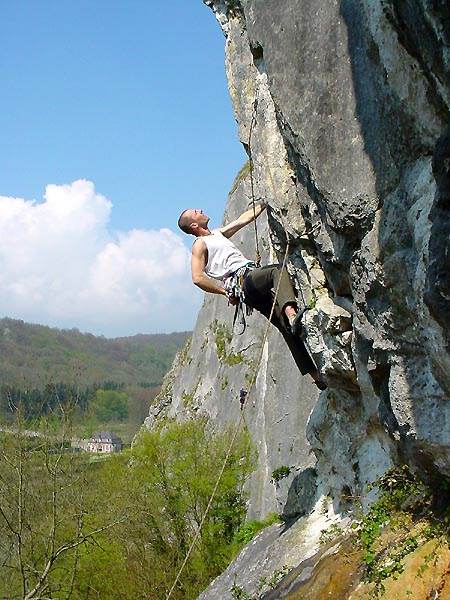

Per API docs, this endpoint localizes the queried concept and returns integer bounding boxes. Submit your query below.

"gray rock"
[198,504,348,600]
[145,168,318,520]
[146,0,450,596]
[199,0,450,489]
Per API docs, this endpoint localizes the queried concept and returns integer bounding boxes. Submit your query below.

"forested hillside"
[0,318,190,440]
[0,317,189,388]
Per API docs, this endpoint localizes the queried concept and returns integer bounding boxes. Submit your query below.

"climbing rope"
[256,120,316,313]
[165,242,290,600]
[167,87,323,599]
[247,92,320,311]
[248,97,261,267]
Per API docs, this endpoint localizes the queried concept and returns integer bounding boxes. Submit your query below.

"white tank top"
[197,230,250,281]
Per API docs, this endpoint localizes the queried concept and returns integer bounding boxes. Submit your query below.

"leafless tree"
[0,393,124,599]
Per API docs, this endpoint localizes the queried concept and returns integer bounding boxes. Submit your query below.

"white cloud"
[0,180,202,336]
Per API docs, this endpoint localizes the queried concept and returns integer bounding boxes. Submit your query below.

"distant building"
[71,431,123,453]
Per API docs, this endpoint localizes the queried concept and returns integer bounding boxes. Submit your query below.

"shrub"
[0,416,256,600]
[233,512,281,547]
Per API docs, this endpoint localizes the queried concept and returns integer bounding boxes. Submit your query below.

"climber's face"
[189,208,209,231]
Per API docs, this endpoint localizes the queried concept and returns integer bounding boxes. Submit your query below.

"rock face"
[146,0,449,597]
[145,170,319,520]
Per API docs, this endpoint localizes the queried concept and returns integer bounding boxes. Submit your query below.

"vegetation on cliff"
[229,466,450,599]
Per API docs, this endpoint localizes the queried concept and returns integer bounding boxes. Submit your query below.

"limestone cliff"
[146,0,449,597]
[145,171,319,520]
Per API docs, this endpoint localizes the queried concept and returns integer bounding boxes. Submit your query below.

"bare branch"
[66,512,83,600]
[23,516,126,600]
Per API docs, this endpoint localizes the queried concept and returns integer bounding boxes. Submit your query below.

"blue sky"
[0,1,246,335]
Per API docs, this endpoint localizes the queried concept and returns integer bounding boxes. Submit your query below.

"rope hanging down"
[247,94,321,311]
[167,88,313,599]
[248,97,261,267]
[165,242,291,600]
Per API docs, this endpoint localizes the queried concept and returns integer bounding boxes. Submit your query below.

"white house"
[87,431,123,453]
[71,431,123,453]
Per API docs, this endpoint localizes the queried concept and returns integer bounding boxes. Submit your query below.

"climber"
[177,205,327,390]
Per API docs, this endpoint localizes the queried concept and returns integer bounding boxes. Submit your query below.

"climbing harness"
[165,242,290,600]
[224,262,256,335]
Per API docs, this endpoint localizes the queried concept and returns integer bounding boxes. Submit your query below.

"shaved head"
[177,209,193,234]
[177,208,209,235]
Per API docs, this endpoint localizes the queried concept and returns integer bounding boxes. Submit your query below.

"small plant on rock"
[271,465,291,484]
[233,513,281,547]
[230,582,252,600]
[258,565,290,592]
[210,320,244,366]
[319,522,343,545]
[352,465,448,597]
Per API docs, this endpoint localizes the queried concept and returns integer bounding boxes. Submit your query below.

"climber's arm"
[220,201,267,239]
[191,239,228,297]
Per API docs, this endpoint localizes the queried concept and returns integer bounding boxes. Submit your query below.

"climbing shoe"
[290,309,305,338]
[310,368,327,390]
[315,378,328,391]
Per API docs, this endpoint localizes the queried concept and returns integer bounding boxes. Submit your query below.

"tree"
[0,412,255,600]
[90,389,129,422]
[71,418,255,600]
[0,411,125,599]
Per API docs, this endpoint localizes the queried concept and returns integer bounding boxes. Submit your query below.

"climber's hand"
[227,294,238,306]
[247,199,268,210]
